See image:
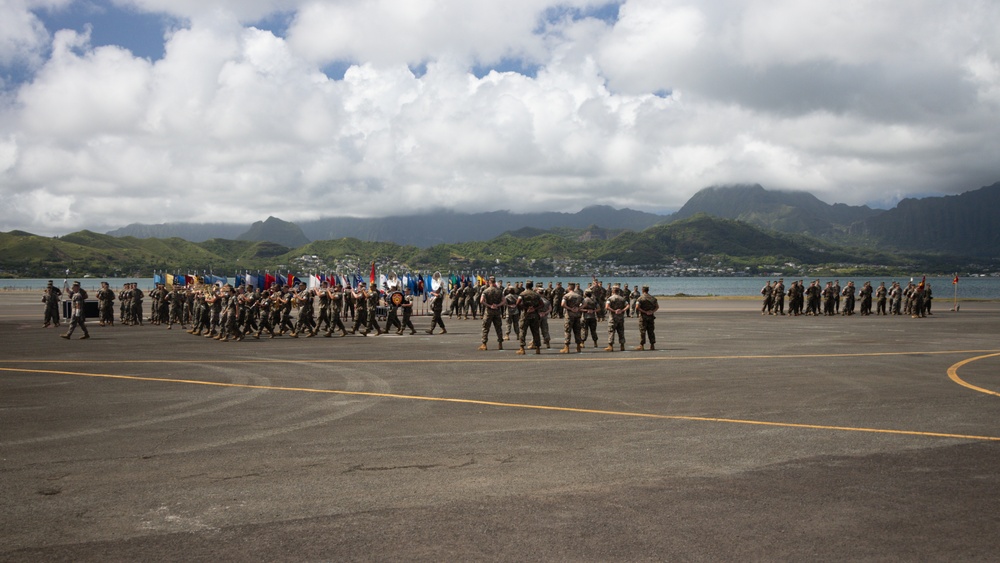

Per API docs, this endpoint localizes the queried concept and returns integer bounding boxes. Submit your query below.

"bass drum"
[390,291,404,306]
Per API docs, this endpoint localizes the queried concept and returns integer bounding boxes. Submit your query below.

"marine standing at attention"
[42,280,62,328]
[515,280,543,355]
[478,276,504,350]
[634,286,659,351]
[604,285,628,352]
[560,282,584,353]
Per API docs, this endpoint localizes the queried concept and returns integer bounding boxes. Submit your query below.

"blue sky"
[1,1,998,235]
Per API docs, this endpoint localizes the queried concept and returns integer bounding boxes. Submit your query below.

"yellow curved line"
[2,366,999,442]
[947,353,1000,397]
[2,349,999,365]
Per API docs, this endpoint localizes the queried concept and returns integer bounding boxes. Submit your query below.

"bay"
[4,276,999,299]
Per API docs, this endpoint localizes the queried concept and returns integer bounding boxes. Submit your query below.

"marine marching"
[48,272,662,353]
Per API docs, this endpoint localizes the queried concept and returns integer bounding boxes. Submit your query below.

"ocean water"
[5,276,998,299]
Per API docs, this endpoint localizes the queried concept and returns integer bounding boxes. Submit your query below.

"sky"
[1,0,999,236]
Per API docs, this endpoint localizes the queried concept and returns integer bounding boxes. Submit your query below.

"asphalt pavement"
[2,293,999,561]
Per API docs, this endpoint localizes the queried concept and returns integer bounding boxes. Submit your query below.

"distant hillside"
[0,230,285,277]
[596,213,870,265]
[105,206,665,248]
[107,222,246,242]
[298,206,664,247]
[238,216,310,248]
[851,182,1000,258]
[669,184,882,238]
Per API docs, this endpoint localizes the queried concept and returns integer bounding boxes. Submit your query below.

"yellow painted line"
[2,366,999,442]
[947,353,1000,397]
[2,349,998,365]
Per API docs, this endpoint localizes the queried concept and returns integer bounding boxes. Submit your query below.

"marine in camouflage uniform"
[315,282,332,334]
[560,283,584,353]
[323,285,348,337]
[478,277,504,350]
[634,286,659,351]
[604,286,628,352]
[551,282,566,319]
[167,285,186,329]
[97,281,115,326]
[503,291,520,341]
[580,289,598,348]
[875,282,888,316]
[399,288,417,335]
[60,282,90,340]
[772,279,785,316]
[384,291,402,334]
[537,292,552,349]
[350,283,369,334]
[364,285,383,335]
[42,280,63,328]
[515,280,543,355]
[426,288,446,334]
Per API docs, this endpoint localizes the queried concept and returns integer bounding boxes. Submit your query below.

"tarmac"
[2,293,999,561]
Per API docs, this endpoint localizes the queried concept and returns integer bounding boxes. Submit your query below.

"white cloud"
[1,0,999,235]
[0,0,67,69]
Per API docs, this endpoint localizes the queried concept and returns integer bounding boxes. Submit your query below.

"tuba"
[386,271,399,290]
[431,271,443,292]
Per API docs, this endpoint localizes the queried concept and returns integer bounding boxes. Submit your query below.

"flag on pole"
[370,261,376,285]
[953,274,959,285]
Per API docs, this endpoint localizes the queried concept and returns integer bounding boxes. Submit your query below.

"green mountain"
[668,184,881,238]
[851,182,1000,258]
[0,213,988,278]
[237,216,310,248]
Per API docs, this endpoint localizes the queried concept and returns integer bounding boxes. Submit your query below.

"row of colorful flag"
[152,268,492,299]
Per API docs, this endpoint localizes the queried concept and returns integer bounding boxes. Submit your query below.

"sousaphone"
[431,271,443,292]
[386,271,400,290]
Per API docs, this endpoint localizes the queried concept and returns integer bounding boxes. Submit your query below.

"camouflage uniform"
[634,287,658,351]
[605,289,628,351]
[479,280,504,349]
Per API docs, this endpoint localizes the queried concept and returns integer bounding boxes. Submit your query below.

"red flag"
[370,261,376,285]
[953,275,959,285]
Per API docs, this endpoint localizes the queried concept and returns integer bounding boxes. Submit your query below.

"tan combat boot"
[604,345,614,352]
[634,344,644,351]
[559,345,570,354]
[477,343,488,351]
[516,346,526,355]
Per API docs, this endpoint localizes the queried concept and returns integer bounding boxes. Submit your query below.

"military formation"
[45,277,661,352]
[475,277,658,354]
[759,278,934,318]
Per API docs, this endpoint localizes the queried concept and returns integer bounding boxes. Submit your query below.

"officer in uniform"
[42,280,63,328]
[551,282,566,319]
[399,287,417,335]
[604,285,628,352]
[167,284,185,329]
[560,282,584,353]
[503,290,520,341]
[634,286,659,351]
[426,286,447,334]
[580,289,599,348]
[384,289,403,334]
[60,281,90,340]
[478,276,504,350]
[350,282,369,334]
[515,280,543,355]
[97,281,115,326]
[323,284,349,337]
